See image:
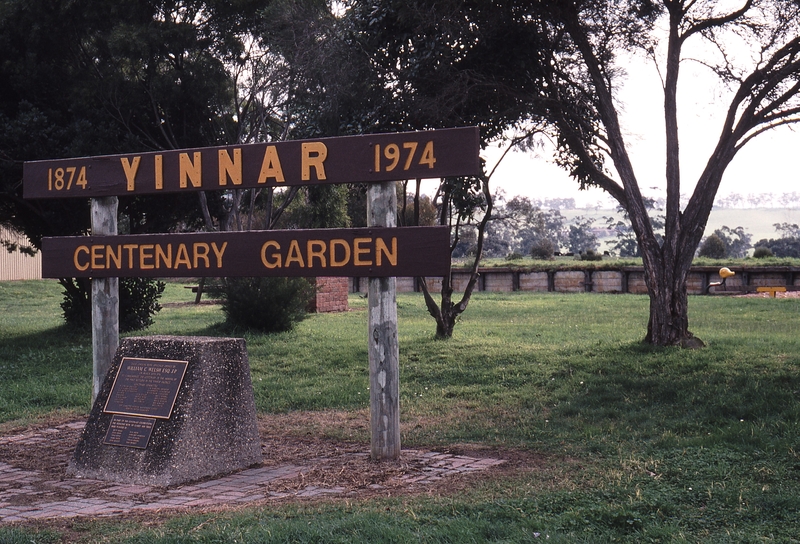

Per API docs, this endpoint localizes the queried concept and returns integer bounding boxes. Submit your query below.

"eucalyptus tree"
[536,0,800,345]
[348,0,800,345]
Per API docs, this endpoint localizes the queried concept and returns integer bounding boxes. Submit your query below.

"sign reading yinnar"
[41,226,450,278]
[23,127,479,199]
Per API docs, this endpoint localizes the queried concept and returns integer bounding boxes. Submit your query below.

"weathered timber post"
[367,181,401,460]
[91,197,119,403]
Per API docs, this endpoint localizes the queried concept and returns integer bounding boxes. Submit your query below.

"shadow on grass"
[414,337,800,458]
[0,325,93,422]
[534,339,800,453]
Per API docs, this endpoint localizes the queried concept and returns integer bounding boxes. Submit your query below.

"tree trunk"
[640,244,704,348]
[435,306,456,338]
[419,175,492,340]
[420,281,456,339]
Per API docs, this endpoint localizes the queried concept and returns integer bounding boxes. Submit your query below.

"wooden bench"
[184,284,204,303]
[756,286,787,298]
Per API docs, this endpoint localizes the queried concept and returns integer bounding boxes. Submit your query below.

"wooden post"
[91,197,119,403]
[367,182,401,460]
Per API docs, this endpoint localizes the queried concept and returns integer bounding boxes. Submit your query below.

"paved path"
[0,422,504,523]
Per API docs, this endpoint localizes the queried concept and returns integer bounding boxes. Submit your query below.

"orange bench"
[756,286,787,298]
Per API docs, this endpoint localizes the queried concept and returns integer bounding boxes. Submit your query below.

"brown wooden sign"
[41,226,450,278]
[23,127,480,199]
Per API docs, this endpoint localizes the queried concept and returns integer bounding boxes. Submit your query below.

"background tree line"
[2,0,800,343]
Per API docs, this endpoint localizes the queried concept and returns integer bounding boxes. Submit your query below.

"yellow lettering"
[301,142,327,181]
[155,244,172,269]
[258,145,285,183]
[123,244,137,268]
[74,246,90,272]
[121,157,141,192]
[375,237,397,266]
[106,245,122,269]
[211,242,227,268]
[218,148,242,186]
[155,154,163,190]
[90,245,104,269]
[193,243,210,268]
[260,241,281,269]
[307,240,327,268]
[354,237,372,266]
[174,244,192,269]
[140,244,155,270]
[285,239,305,267]
[330,239,350,267]
[179,152,202,188]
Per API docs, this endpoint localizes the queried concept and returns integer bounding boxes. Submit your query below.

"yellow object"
[719,267,735,279]
[756,286,786,298]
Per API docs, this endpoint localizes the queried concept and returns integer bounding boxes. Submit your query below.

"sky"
[477,47,799,210]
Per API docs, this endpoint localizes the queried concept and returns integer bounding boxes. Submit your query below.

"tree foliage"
[340,0,563,338]
[485,196,568,258]
[712,226,752,259]
[568,216,599,255]
[1,0,350,331]
[754,222,800,257]
[698,226,752,259]
[697,233,727,259]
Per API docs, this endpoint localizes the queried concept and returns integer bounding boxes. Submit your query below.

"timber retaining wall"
[351,266,800,295]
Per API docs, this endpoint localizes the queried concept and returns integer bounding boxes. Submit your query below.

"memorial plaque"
[104,357,188,419]
[103,415,156,449]
[69,336,263,486]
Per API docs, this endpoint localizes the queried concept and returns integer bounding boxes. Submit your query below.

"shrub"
[753,246,774,259]
[530,239,556,260]
[753,237,800,258]
[580,249,603,261]
[698,233,726,258]
[60,278,92,330]
[61,277,165,332]
[222,277,315,333]
[505,252,524,261]
[119,278,166,332]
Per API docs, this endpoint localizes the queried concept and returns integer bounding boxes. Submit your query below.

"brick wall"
[309,277,349,313]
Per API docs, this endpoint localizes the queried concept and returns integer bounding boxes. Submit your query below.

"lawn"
[1,279,799,542]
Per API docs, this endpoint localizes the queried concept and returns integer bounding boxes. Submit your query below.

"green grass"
[1,280,800,542]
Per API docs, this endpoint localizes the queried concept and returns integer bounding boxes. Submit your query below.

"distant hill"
[560,207,800,252]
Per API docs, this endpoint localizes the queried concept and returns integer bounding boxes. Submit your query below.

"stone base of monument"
[67,336,263,487]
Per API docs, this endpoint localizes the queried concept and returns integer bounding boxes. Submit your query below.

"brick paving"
[0,422,505,523]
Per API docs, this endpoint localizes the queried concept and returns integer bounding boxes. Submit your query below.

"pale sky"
[480,50,799,209]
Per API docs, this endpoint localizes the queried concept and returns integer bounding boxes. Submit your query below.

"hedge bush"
[222,277,315,333]
[60,277,165,332]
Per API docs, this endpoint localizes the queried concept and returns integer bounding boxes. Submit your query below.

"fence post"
[367,182,400,460]
[91,197,119,403]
